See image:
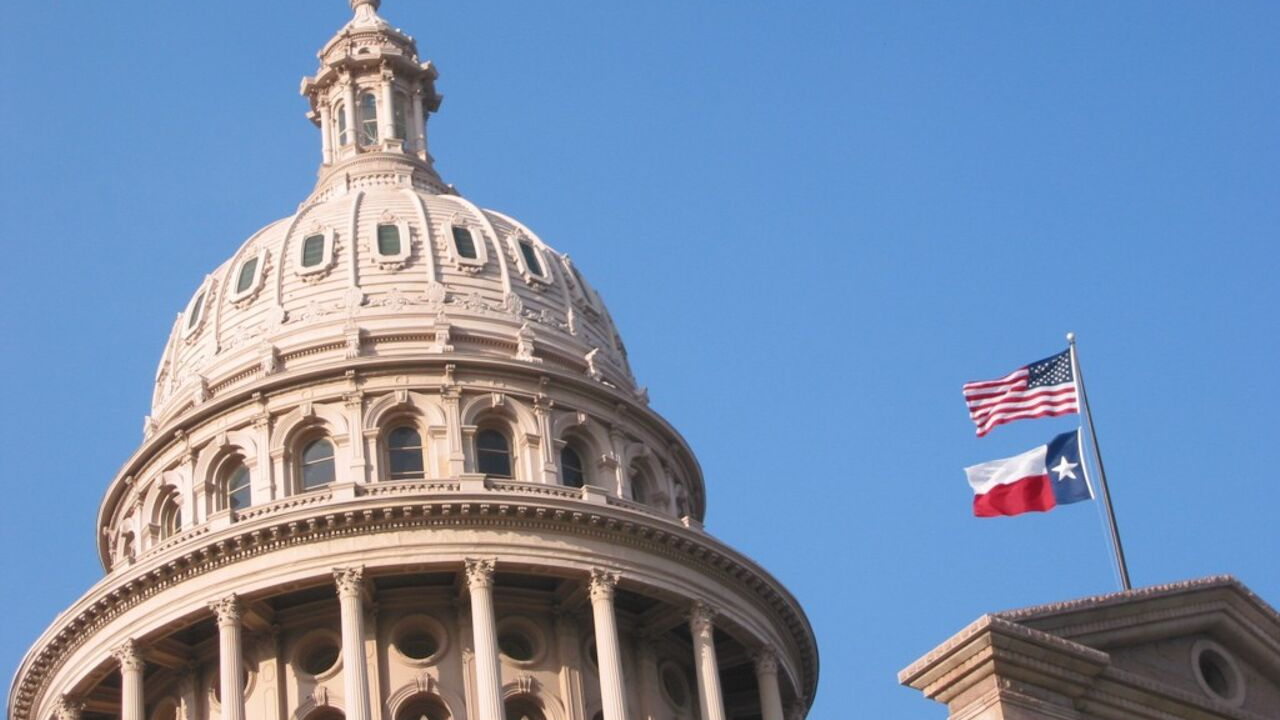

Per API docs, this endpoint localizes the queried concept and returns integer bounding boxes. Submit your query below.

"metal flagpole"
[1067,332,1132,591]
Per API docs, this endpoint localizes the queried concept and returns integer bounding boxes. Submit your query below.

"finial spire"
[350,0,381,10]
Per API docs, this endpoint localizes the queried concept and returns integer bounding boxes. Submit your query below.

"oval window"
[452,226,478,259]
[301,234,326,268]
[519,240,544,277]
[377,224,402,255]
[235,257,259,294]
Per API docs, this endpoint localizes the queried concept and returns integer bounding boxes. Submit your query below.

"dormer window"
[229,249,267,302]
[519,241,544,277]
[358,92,379,146]
[302,235,325,267]
[297,230,336,277]
[452,226,478,259]
[448,223,488,271]
[511,235,551,283]
[182,280,211,338]
[373,221,411,268]
[378,224,401,255]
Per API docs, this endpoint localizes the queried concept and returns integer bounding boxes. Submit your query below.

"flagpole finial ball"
[1066,332,1075,343]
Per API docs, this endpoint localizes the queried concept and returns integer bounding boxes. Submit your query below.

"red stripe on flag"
[973,475,1057,517]
[962,370,1029,393]
[976,402,1079,436]
[967,384,1077,414]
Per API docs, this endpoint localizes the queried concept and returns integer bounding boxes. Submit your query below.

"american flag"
[963,349,1079,437]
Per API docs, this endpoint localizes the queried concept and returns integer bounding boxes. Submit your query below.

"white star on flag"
[1051,455,1078,481]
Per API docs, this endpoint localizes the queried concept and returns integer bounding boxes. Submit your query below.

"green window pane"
[302,439,336,490]
[377,224,402,256]
[476,429,512,477]
[236,257,259,294]
[393,93,408,140]
[519,241,543,276]
[336,102,348,145]
[452,226,478,259]
[302,235,325,267]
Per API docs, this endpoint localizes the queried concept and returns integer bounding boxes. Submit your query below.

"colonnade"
[100,562,791,720]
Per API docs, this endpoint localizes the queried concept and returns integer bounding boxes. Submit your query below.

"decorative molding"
[112,639,145,673]
[333,566,366,598]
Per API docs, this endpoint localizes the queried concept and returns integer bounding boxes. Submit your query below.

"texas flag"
[965,430,1094,517]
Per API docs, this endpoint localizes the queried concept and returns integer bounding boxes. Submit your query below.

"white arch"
[385,676,465,720]
[271,402,351,456]
[363,390,447,432]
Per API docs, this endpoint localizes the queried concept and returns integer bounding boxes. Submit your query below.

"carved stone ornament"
[688,601,717,640]
[111,639,145,673]
[333,566,366,598]
[464,558,496,589]
[344,322,364,359]
[54,695,84,720]
[209,594,245,627]
[515,322,541,363]
[259,340,281,376]
[588,569,620,602]
[585,348,604,381]
[753,646,779,676]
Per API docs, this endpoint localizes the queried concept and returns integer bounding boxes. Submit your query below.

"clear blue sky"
[2,2,1278,717]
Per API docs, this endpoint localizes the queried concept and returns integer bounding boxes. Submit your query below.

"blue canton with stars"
[1027,350,1075,389]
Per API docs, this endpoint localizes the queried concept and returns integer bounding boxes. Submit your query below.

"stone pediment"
[902,576,1280,719]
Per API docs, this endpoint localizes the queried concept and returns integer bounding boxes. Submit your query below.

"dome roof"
[148,0,639,431]
[151,187,637,428]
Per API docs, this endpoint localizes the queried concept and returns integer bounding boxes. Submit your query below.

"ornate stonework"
[6,5,817,720]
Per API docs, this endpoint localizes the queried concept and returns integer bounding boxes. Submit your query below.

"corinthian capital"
[54,695,85,720]
[588,569,620,603]
[112,639,145,673]
[464,558,496,589]
[333,566,366,598]
[753,646,779,676]
[688,601,717,640]
[209,594,244,627]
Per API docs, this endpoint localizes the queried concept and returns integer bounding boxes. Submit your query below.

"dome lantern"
[301,0,445,197]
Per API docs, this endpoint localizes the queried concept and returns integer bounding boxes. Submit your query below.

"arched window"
[475,429,512,478]
[560,446,586,489]
[503,698,545,720]
[301,438,336,490]
[387,426,425,480]
[159,494,182,538]
[393,92,409,141]
[225,463,252,511]
[358,92,379,146]
[335,102,349,146]
[395,695,450,720]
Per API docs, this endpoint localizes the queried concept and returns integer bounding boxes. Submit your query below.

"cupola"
[301,0,446,196]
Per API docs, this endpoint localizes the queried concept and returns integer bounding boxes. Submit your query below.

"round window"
[294,632,342,678]
[498,631,535,662]
[660,664,690,708]
[1191,640,1245,707]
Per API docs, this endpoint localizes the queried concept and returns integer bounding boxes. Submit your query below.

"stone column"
[553,609,586,720]
[689,602,726,720]
[210,595,246,720]
[443,385,466,475]
[411,86,427,154]
[753,648,785,720]
[334,567,373,720]
[114,640,145,720]
[634,633,660,720]
[465,558,503,720]
[380,66,397,143]
[319,102,334,165]
[342,74,358,148]
[589,570,630,720]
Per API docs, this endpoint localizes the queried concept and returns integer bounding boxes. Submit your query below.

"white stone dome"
[151,184,637,430]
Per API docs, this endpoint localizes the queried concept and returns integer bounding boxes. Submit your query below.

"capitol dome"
[9,4,818,720]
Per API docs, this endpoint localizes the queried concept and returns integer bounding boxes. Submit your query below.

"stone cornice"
[13,488,818,720]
